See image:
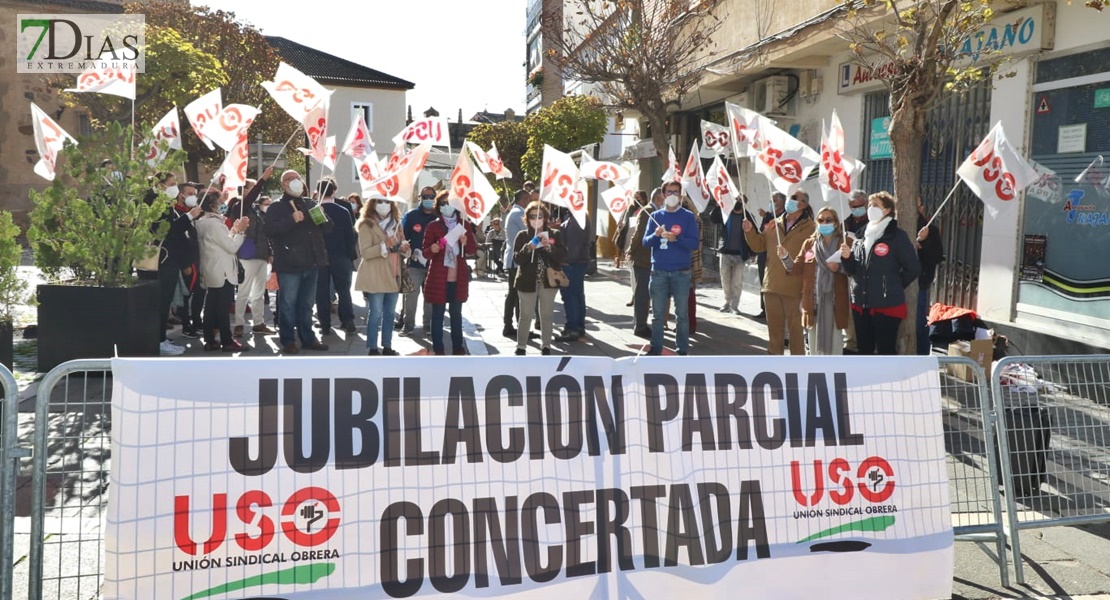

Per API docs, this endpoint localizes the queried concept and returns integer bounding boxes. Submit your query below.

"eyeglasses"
[527,213,544,219]
[817,218,835,224]
[663,190,681,196]
[419,195,436,200]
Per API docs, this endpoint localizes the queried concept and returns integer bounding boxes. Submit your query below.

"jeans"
[561,262,587,331]
[366,292,399,350]
[202,282,234,346]
[402,266,430,330]
[632,266,650,330]
[277,270,320,347]
[917,286,931,355]
[431,282,464,354]
[719,253,746,310]
[235,259,269,327]
[316,256,354,329]
[649,269,691,353]
[854,310,902,355]
[503,267,520,327]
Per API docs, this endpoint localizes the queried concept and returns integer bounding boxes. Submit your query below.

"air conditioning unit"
[754,75,795,117]
[726,92,749,109]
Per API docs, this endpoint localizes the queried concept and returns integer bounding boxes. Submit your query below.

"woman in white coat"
[195,192,250,352]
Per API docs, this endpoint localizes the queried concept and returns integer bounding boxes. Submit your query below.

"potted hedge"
[27,122,183,370]
[0,211,25,371]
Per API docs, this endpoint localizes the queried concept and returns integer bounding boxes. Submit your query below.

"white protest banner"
[392,116,451,148]
[354,154,383,198]
[957,122,1038,218]
[184,88,222,151]
[298,101,330,164]
[106,356,953,600]
[206,104,261,153]
[1026,161,1061,204]
[65,59,137,99]
[699,120,733,158]
[215,132,251,193]
[342,113,375,160]
[725,102,776,158]
[580,154,631,184]
[753,123,821,197]
[262,62,331,124]
[365,142,431,202]
[465,141,513,179]
[600,183,634,223]
[449,150,499,224]
[681,141,712,212]
[30,102,77,181]
[144,107,182,166]
[661,146,680,183]
[706,154,739,215]
[539,144,579,208]
[819,111,862,205]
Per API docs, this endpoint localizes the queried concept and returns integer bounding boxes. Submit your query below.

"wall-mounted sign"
[1095,88,1110,110]
[1057,124,1087,154]
[870,116,893,160]
[838,4,1055,95]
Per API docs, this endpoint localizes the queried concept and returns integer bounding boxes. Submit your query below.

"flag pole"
[270,129,301,170]
[130,98,135,160]
[924,179,962,229]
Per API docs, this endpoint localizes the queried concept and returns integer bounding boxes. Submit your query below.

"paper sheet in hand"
[825,252,843,264]
[444,223,465,246]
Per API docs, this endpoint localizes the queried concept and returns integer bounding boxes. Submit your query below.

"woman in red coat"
[421,191,478,355]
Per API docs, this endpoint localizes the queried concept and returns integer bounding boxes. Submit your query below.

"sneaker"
[342,321,357,333]
[367,348,381,356]
[180,328,200,339]
[515,348,526,356]
[252,324,276,334]
[222,341,245,353]
[381,348,400,356]
[159,340,185,356]
[719,304,731,313]
[305,341,329,351]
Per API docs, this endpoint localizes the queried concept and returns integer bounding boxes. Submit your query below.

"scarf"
[813,235,839,295]
[442,214,460,265]
[864,216,891,258]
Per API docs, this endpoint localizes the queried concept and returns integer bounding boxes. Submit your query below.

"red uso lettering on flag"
[275,79,318,111]
[77,69,105,90]
[488,155,504,174]
[704,129,730,152]
[979,154,1017,201]
[543,163,575,200]
[874,243,890,257]
[375,175,400,196]
[821,145,852,194]
[218,106,248,133]
[306,117,326,148]
[610,195,628,215]
[712,182,729,208]
[594,164,619,181]
[234,135,250,180]
[451,170,472,199]
[404,120,441,143]
[358,162,373,180]
[465,193,485,221]
[569,187,586,211]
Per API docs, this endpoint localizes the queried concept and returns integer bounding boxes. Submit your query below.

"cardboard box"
[947,339,994,381]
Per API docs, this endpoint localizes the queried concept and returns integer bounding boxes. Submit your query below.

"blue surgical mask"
[817,223,835,236]
[218,204,228,215]
[440,205,456,217]
[851,206,866,218]
[421,199,436,210]
[784,199,799,214]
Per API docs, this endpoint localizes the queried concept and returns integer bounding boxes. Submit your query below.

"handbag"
[546,267,569,288]
[398,265,416,294]
[133,243,162,272]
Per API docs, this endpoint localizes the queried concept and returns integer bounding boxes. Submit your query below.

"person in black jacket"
[709,195,757,314]
[314,177,358,335]
[143,173,193,355]
[264,170,333,354]
[915,196,944,355]
[839,191,922,355]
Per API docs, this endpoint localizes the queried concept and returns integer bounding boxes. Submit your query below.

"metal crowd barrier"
[22,355,1101,597]
[990,354,1110,585]
[1,363,20,600]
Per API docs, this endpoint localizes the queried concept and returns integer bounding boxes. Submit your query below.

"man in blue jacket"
[315,178,357,335]
[643,180,700,355]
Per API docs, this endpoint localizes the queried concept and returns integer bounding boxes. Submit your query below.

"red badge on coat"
[670,225,682,235]
[413,224,422,233]
[874,243,890,257]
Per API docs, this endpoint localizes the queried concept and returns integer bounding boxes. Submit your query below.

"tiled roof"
[266,36,414,90]
[22,0,125,12]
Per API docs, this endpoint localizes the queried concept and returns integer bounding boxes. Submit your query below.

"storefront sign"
[1057,124,1087,154]
[838,4,1055,94]
[105,356,954,600]
[1095,88,1110,109]
[870,116,893,160]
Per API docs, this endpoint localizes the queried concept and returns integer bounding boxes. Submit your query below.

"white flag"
[341,113,374,160]
[30,103,77,181]
[297,100,330,165]
[725,101,776,158]
[183,89,222,151]
[819,110,863,204]
[601,183,634,224]
[216,132,250,193]
[681,141,712,212]
[261,62,331,123]
[706,155,739,215]
[144,107,182,166]
[1026,161,1062,204]
[752,122,821,197]
[465,141,513,179]
[65,60,136,100]
[957,122,1038,218]
[205,104,260,152]
[354,153,383,198]
[700,120,733,158]
[661,146,681,183]
[392,116,451,148]
[580,154,631,183]
[1074,155,1109,196]
[364,142,431,202]
[540,145,587,228]
[322,135,338,172]
[448,150,499,224]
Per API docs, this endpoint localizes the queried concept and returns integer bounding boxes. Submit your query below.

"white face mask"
[163,185,179,199]
[287,179,304,196]
[528,218,545,229]
[664,195,680,208]
[183,195,198,208]
[867,206,886,223]
[259,204,270,213]
[375,202,391,216]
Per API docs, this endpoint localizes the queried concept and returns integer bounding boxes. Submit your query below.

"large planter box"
[37,281,160,371]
